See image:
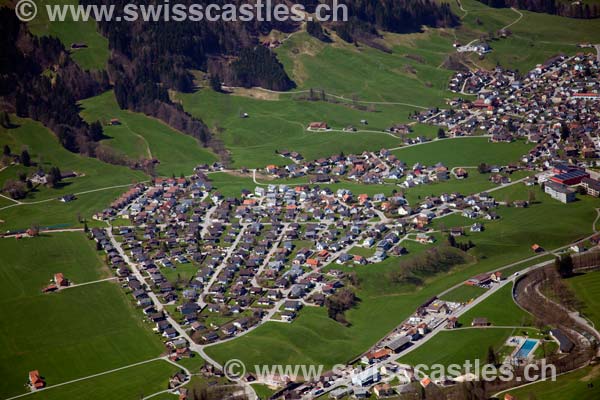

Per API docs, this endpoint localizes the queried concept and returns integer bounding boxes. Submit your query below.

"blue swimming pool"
[515,339,537,358]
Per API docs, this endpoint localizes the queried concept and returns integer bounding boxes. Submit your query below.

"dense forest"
[328,0,459,41]
[476,0,600,18]
[0,8,109,155]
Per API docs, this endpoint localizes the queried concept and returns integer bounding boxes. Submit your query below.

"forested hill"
[476,0,600,18]
[329,0,459,33]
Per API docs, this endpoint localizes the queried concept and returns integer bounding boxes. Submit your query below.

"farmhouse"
[29,370,45,390]
[54,273,69,287]
[308,121,329,131]
[471,317,489,327]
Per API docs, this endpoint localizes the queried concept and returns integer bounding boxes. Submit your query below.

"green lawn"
[0,233,165,398]
[28,0,110,71]
[0,187,128,232]
[441,284,487,303]
[80,91,217,176]
[28,360,179,400]
[399,328,516,370]
[565,271,600,329]
[391,138,532,168]
[458,284,532,327]
[501,365,600,400]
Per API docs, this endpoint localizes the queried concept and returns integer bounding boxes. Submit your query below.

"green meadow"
[0,117,146,201]
[276,31,455,105]
[80,91,217,176]
[399,328,516,369]
[452,0,600,72]
[566,271,600,329]
[178,89,413,168]
[0,233,165,398]
[391,137,532,168]
[28,360,179,400]
[458,284,532,327]
[501,365,600,400]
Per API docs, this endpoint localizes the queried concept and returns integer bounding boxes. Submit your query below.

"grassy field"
[0,117,146,201]
[178,88,417,168]
[0,233,165,398]
[399,328,516,369]
[440,284,487,303]
[391,137,532,168]
[28,360,179,400]
[565,271,600,329]
[27,0,109,71]
[0,187,126,232]
[458,284,532,327]
[452,0,600,72]
[501,365,600,400]
[80,91,217,176]
[276,31,455,106]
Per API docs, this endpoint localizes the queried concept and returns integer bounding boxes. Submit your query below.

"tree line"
[477,0,600,18]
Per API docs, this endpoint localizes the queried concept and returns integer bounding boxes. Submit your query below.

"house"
[544,181,576,204]
[581,177,600,197]
[29,370,45,390]
[361,348,391,364]
[531,243,544,253]
[308,121,329,131]
[54,273,68,287]
[59,194,76,203]
[373,383,394,397]
[471,317,489,327]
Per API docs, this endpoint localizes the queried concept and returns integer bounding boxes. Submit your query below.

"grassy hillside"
[0,233,165,398]
[178,89,416,168]
[566,271,600,329]
[0,117,147,231]
[501,365,600,400]
[0,117,146,201]
[80,91,217,176]
[28,360,179,400]
[276,31,455,106]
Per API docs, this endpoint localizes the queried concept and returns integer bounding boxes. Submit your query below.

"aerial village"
[31,51,600,398]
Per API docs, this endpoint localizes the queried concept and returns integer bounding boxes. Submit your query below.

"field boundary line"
[3,357,164,400]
